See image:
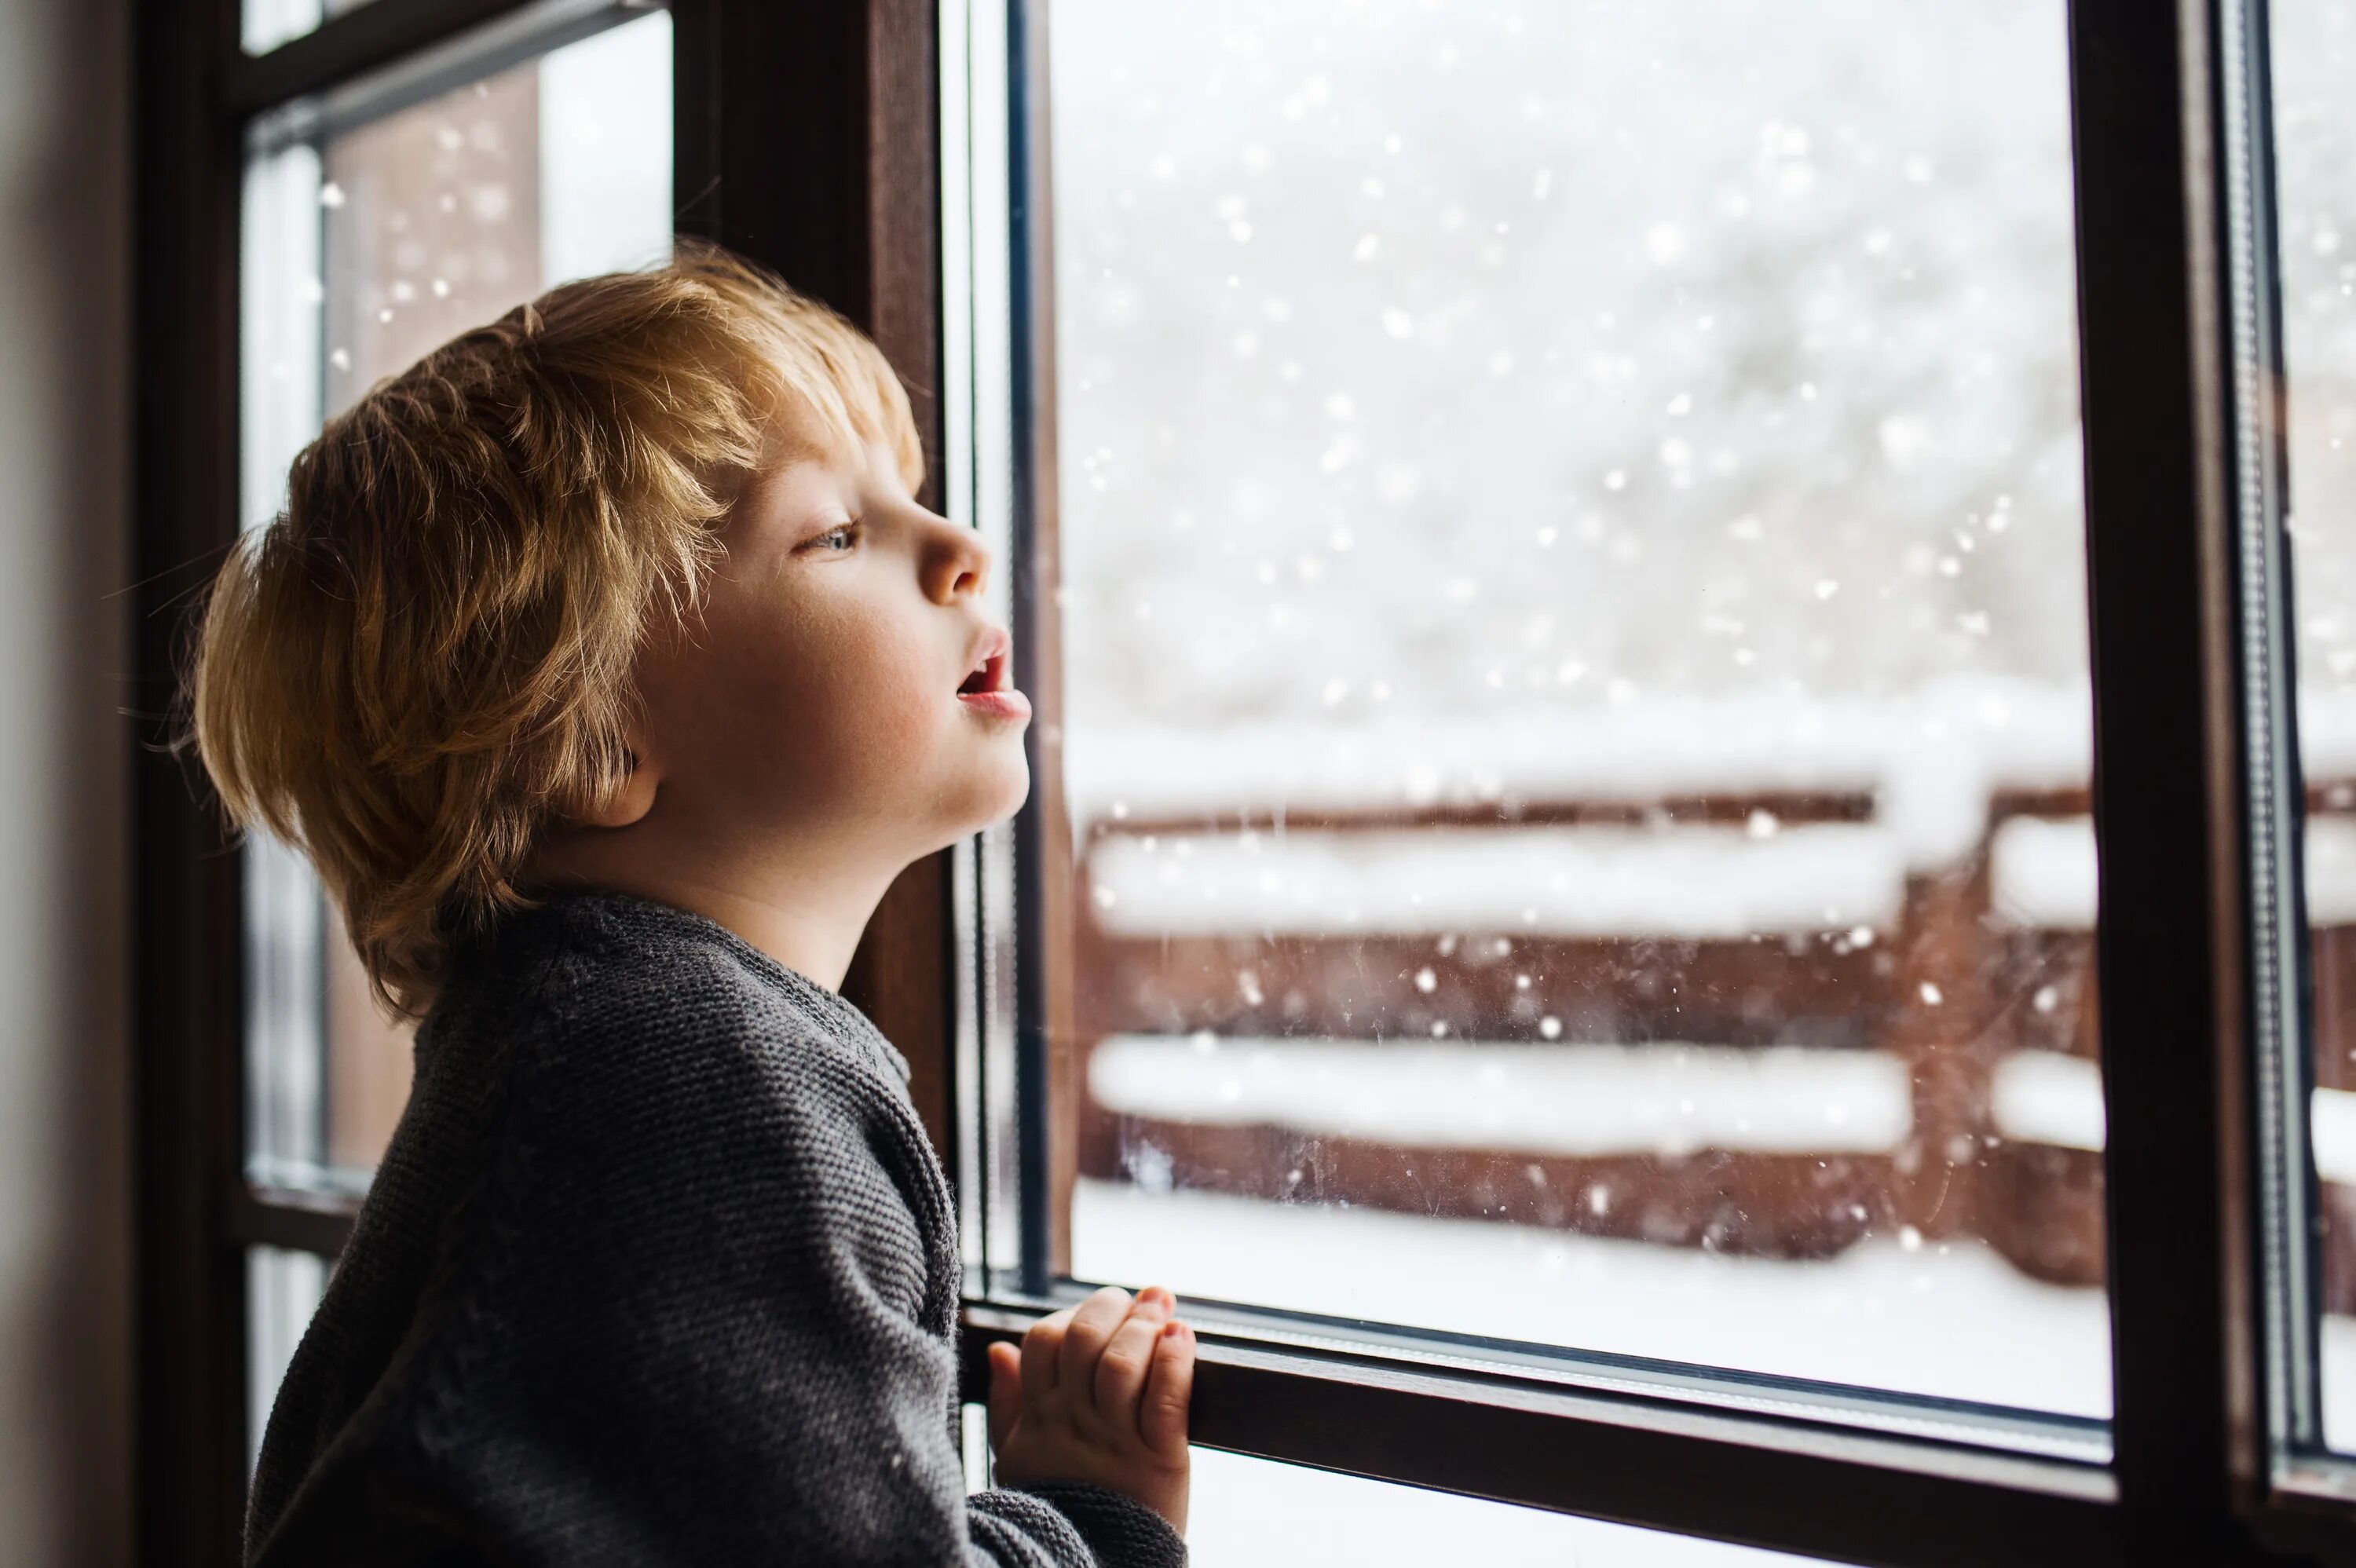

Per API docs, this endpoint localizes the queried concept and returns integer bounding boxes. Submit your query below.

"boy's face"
[624,412,1032,880]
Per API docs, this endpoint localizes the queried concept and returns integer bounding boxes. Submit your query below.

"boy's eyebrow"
[760,413,870,479]
[766,427,836,466]
[730,433,868,539]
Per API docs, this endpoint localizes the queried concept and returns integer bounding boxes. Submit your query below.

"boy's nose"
[924,517,990,602]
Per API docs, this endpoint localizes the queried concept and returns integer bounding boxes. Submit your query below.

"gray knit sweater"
[245,887,1187,1567]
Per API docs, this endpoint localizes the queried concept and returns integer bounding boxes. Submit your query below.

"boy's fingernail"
[1162,1319,1184,1338]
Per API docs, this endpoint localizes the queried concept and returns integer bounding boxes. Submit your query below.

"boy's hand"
[984,1284,1194,1533]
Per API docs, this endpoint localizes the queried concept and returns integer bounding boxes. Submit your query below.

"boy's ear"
[576,740,660,829]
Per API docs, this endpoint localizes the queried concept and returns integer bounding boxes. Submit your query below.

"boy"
[186,238,1194,1566]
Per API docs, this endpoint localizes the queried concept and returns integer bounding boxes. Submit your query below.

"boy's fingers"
[1092,1293,1170,1426]
[1021,1308,1071,1402]
[986,1341,1021,1450]
[1055,1285,1134,1387]
[1140,1319,1196,1458]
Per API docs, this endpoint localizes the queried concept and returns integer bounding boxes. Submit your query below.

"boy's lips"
[957,687,1032,721]
[956,623,1029,720]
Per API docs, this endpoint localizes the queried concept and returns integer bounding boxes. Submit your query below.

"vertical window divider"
[2218,0,2314,1482]
[1004,0,1060,1299]
[2065,0,2295,1558]
[134,0,252,1556]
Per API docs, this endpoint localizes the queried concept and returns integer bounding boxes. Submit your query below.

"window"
[983,0,2109,1420]
[240,7,674,1195]
[130,0,2356,1563]
[229,0,674,1486]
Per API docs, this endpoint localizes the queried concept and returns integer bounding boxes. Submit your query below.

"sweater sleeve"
[261,992,1185,1568]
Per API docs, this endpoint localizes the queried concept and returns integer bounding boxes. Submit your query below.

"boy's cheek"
[763,670,967,809]
[671,612,1012,828]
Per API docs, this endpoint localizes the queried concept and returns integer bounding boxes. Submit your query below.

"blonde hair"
[181,237,925,1018]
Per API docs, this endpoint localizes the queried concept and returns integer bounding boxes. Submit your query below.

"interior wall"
[0,0,134,1558]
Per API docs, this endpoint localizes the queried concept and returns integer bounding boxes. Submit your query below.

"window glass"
[238,9,673,1190]
[2270,0,2356,1454]
[1176,1448,1849,1567]
[247,1246,329,1475]
[243,0,379,57]
[1012,0,2112,1416]
[964,1438,1840,1566]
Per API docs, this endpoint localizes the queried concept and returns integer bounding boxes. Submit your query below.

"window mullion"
[227,0,548,115]
[134,0,255,1555]
[2067,0,2270,1556]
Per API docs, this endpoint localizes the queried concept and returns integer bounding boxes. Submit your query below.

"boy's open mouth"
[955,624,1029,721]
[957,654,1004,695]
[957,626,1012,695]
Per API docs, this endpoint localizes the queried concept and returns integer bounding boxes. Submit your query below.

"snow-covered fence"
[1063,781,2081,1276]
[1055,694,2356,1302]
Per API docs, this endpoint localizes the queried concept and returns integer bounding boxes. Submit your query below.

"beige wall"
[0,0,133,1558]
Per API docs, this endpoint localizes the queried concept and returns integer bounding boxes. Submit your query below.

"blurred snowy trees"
[2278,2,2356,695]
[1049,0,2093,734]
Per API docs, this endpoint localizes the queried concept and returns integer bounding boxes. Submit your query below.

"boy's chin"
[966,767,1032,838]
[930,773,1032,852]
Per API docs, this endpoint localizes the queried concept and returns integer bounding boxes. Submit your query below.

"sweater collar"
[500,886,915,1087]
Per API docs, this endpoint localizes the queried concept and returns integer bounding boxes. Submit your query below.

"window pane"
[238,9,674,1189]
[1005,0,2109,1417]
[2270,0,2356,1454]
[243,0,379,57]
[1179,1449,1853,1567]
[960,1432,1876,1566]
[247,1246,330,1476]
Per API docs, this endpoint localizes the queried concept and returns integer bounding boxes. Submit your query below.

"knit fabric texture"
[243,886,1188,1568]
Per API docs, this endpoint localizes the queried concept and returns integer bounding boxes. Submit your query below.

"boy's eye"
[803,523,858,554]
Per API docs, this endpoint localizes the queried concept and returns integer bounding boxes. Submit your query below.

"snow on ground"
[1088,821,1907,940]
[1080,1173,2102,1561]
[1074,1179,2356,1558]
[1072,1178,2111,1418]
[1091,1035,1912,1156]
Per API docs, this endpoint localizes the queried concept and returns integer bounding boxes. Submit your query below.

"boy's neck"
[523,835,894,995]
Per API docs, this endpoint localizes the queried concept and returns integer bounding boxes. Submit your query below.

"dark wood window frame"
[123,0,2356,1564]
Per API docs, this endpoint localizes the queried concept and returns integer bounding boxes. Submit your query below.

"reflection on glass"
[239,11,674,1187]
[1037,0,2109,1412]
[2271,0,2356,1453]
